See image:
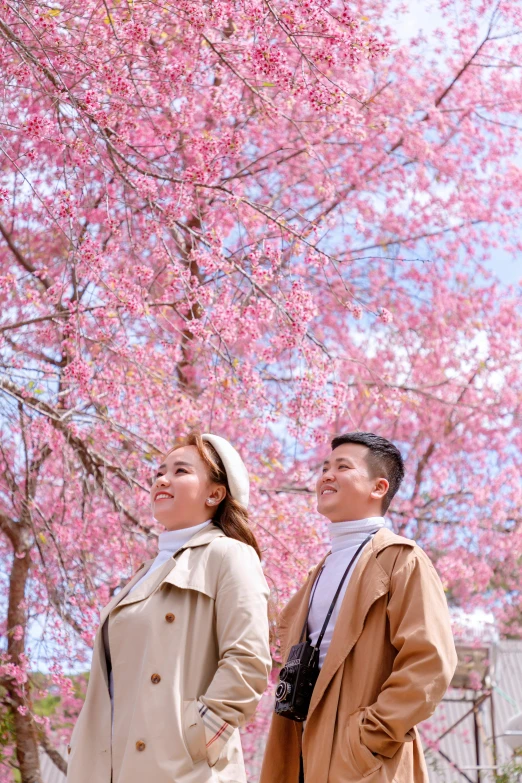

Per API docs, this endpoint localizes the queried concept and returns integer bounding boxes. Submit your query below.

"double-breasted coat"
[67,523,271,783]
[260,527,457,783]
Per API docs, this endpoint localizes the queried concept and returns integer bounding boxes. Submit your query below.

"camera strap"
[299,533,374,651]
[298,563,326,644]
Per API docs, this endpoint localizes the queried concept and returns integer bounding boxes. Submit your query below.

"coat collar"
[280,528,415,721]
[177,521,226,549]
[99,523,227,622]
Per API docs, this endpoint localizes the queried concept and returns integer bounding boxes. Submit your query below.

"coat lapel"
[115,555,178,610]
[100,523,227,618]
[307,531,391,718]
[98,560,154,626]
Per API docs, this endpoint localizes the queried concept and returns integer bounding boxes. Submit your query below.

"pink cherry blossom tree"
[1,0,521,779]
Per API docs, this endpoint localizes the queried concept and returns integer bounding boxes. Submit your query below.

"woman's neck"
[158,519,211,552]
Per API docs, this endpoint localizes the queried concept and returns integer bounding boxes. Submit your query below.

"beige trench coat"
[260,528,457,783]
[67,523,271,783]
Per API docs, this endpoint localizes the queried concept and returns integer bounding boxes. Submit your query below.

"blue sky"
[486,256,521,287]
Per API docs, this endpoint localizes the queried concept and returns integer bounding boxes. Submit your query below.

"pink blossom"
[12,626,24,642]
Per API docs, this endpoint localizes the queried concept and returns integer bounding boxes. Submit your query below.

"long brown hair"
[168,431,262,559]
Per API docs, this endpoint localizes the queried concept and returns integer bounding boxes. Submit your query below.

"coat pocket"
[182,700,207,764]
[348,710,383,778]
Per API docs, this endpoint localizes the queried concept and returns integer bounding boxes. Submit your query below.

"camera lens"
[279,667,289,681]
[275,681,289,701]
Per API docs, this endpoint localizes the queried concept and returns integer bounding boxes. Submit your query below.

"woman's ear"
[205,484,227,507]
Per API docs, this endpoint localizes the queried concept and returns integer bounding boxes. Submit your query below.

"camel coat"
[260,528,457,783]
[67,523,271,783]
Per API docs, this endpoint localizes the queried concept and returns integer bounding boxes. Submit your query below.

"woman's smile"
[155,491,174,501]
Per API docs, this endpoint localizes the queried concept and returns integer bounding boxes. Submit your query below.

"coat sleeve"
[194,540,271,762]
[360,547,457,759]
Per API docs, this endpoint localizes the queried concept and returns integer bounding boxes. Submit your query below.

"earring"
[207,498,216,505]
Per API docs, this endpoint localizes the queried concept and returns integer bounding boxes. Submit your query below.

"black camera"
[274,641,319,722]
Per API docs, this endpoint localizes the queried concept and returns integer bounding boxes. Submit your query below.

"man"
[260,432,457,783]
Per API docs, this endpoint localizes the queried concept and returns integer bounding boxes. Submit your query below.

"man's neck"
[328,517,386,550]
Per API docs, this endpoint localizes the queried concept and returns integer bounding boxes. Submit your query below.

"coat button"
[136,740,146,752]
[67,745,71,755]
[165,613,175,623]
[151,673,161,684]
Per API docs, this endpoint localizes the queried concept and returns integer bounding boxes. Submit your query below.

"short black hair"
[330,431,405,513]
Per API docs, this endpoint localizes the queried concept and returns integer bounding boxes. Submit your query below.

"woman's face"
[150,445,226,531]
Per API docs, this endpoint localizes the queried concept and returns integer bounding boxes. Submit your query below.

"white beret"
[201,433,250,509]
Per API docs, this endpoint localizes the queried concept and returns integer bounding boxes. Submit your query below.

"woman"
[67,432,271,783]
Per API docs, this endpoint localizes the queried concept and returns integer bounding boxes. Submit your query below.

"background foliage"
[0,0,521,779]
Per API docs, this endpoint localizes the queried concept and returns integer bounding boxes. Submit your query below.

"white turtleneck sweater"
[308,517,387,669]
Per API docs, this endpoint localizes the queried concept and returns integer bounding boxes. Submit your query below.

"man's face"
[316,443,388,523]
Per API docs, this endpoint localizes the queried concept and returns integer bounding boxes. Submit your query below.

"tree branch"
[0,378,152,534]
[38,729,68,776]
[0,510,18,548]
[0,220,54,291]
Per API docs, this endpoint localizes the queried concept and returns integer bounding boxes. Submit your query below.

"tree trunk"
[6,544,43,783]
